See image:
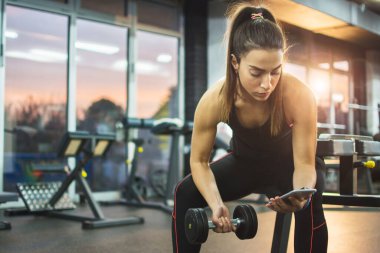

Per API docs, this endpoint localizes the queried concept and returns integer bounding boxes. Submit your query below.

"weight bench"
[0,192,18,230]
[271,134,380,253]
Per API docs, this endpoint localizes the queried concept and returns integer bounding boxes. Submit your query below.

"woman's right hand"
[211,204,235,233]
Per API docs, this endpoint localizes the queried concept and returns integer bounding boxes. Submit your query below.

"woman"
[172,3,328,253]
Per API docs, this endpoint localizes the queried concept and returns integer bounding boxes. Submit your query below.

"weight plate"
[233,204,258,240]
[199,208,209,244]
[185,208,208,244]
[243,204,258,238]
[185,209,199,244]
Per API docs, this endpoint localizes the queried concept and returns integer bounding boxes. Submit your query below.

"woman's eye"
[250,73,261,77]
[271,72,281,76]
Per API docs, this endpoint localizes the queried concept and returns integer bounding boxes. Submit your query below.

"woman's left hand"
[265,195,310,213]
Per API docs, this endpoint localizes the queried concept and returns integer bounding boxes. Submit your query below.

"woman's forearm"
[292,166,316,190]
[191,162,224,211]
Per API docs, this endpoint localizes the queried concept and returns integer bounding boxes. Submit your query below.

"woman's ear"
[231,54,239,72]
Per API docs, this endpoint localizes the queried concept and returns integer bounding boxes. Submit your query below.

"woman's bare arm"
[267,74,317,212]
[287,75,317,190]
[190,82,225,212]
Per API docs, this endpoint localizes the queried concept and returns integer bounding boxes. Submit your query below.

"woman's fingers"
[266,196,306,213]
[212,217,231,233]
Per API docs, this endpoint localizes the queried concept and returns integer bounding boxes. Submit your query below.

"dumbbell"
[184,204,258,244]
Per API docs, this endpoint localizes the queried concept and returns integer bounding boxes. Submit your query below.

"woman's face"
[232,49,283,102]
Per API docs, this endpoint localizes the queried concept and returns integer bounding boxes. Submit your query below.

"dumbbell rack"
[271,134,380,253]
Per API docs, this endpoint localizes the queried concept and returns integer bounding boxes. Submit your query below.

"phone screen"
[280,189,316,200]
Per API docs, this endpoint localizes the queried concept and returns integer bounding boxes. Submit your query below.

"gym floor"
[1,197,380,253]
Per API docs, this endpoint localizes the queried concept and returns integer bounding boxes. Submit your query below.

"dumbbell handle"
[208,218,242,229]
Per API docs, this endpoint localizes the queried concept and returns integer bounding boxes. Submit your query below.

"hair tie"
[251,13,264,21]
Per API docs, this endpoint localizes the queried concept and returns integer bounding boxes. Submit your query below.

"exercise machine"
[102,117,192,214]
[5,131,144,229]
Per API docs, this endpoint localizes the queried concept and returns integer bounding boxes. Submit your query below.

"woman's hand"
[265,195,311,213]
[211,204,235,233]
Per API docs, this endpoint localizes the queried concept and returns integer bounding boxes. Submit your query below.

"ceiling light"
[5,30,18,39]
[156,54,172,63]
[30,49,67,61]
[75,41,119,55]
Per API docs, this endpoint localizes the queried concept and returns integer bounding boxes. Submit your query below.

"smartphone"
[268,189,317,204]
[279,189,317,200]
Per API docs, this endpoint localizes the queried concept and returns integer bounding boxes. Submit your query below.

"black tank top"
[228,107,293,161]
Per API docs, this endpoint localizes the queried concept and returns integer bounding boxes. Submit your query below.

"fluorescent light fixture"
[6,49,67,63]
[6,51,62,63]
[5,30,18,39]
[156,54,172,63]
[6,51,46,62]
[30,49,67,62]
[76,41,119,55]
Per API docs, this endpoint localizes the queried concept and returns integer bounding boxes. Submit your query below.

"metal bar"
[48,155,90,206]
[339,155,356,195]
[271,213,292,253]
[322,194,380,207]
[76,174,105,220]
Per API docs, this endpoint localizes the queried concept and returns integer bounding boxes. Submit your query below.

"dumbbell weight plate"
[185,208,209,244]
[244,204,258,238]
[233,204,258,240]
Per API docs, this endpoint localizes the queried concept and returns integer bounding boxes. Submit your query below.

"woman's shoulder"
[282,72,317,123]
[282,72,315,101]
[198,78,225,107]
[195,78,225,122]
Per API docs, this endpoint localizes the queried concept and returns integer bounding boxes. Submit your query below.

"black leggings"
[172,153,328,253]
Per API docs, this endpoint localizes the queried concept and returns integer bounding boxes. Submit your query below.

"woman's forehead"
[242,49,283,69]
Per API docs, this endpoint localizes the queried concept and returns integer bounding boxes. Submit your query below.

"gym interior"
[1,0,380,252]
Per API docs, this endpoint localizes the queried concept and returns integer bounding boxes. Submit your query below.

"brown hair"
[220,3,286,136]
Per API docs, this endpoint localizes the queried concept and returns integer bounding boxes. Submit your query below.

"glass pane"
[309,68,330,125]
[4,6,68,191]
[136,31,178,118]
[137,0,179,31]
[332,73,349,133]
[76,19,127,191]
[81,0,126,16]
[136,31,178,196]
